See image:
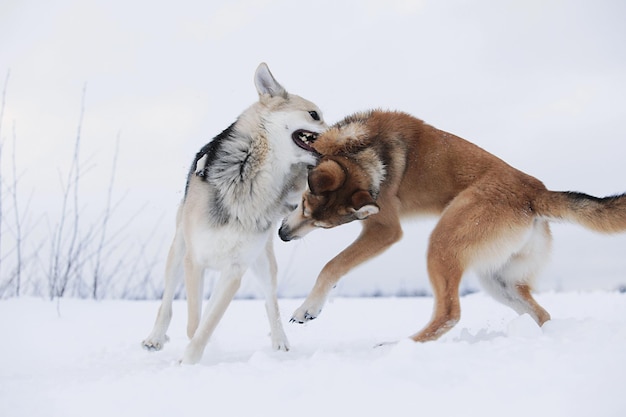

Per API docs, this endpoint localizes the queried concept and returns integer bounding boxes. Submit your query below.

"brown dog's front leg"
[291,219,403,323]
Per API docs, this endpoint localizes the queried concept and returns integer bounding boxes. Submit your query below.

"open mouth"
[291,129,319,153]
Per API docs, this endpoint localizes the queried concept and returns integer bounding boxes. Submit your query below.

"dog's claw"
[290,311,318,324]
[291,300,324,324]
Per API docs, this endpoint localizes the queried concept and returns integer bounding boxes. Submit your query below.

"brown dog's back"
[281,109,626,341]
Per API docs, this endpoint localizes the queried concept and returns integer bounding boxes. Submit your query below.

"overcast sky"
[1,0,625,297]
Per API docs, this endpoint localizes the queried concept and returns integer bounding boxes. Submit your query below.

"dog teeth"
[299,131,318,144]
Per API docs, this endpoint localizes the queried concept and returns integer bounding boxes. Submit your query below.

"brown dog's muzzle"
[278,221,296,242]
[278,210,317,242]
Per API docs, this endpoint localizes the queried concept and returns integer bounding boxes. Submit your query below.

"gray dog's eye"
[308,111,320,121]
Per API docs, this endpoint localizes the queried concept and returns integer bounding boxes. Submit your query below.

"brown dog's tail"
[534,190,626,233]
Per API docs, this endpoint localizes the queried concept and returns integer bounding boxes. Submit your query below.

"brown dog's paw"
[290,301,323,323]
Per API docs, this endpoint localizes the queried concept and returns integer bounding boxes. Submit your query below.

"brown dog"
[279,110,626,342]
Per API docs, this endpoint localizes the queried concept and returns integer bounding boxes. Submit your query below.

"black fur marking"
[565,191,604,203]
[209,194,231,225]
[565,191,626,203]
[239,151,252,180]
[183,121,238,226]
[564,191,626,210]
[184,122,237,198]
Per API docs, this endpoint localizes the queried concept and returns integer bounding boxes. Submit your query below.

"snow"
[2,292,626,416]
[2,1,626,415]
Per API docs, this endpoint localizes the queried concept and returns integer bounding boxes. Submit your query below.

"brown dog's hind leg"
[410,189,513,342]
[515,284,551,325]
[410,242,463,342]
[476,219,553,326]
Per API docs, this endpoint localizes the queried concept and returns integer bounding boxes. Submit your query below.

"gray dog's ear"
[254,63,288,98]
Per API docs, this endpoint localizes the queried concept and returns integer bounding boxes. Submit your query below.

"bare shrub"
[0,80,165,300]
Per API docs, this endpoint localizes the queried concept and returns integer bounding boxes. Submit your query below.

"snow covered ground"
[2,292,626,416]
[2,2,626,415]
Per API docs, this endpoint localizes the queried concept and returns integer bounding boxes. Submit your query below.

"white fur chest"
[185,221,269,270]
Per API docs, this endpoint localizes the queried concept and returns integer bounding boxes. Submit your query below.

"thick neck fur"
[190,104,311,232]
[313,110,392,198]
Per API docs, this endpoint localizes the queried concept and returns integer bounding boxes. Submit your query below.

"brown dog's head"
[278,157,380,241]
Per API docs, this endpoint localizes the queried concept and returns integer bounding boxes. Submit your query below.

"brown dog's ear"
[351,190,379,220]
[308,160,346,195]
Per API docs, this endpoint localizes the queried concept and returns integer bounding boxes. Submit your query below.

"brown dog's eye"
[308,111,320,121]
[302,198,311,217]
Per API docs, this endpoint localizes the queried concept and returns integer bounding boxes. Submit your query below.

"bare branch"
[92,131,120,299]
[0,70,9,288]
[11,121,22,296]
[49,84,87,299]
[1,77,166,300]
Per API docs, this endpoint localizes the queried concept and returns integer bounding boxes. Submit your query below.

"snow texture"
[2,293,625,416]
